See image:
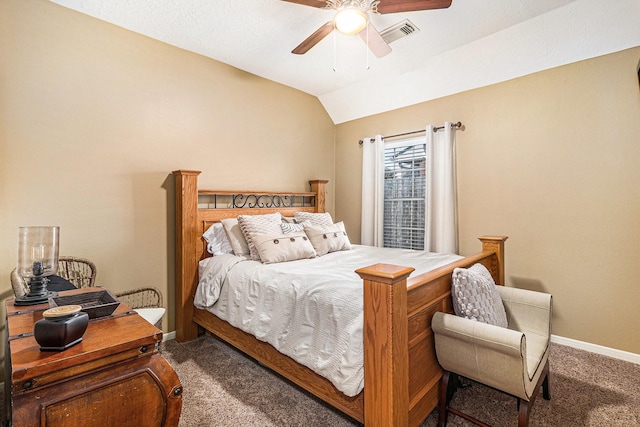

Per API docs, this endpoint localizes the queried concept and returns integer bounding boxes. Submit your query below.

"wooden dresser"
[4,287,182,427]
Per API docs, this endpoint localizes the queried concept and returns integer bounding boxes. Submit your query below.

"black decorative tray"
[49,289,120,319]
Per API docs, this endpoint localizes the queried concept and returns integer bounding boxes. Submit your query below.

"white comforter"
[195,245,462,397]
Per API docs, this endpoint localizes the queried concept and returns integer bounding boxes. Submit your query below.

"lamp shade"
[17,226,60,278]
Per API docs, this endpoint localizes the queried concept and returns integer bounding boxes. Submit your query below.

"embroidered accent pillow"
[294,212,333,227]
[303,221,351,256]
[451,263,508,328]
[237,213,283,261]
[250,231,317,264]
[280,220,311,234]
[220,218,249,257]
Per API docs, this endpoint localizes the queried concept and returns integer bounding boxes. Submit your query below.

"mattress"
[195,244,462,397]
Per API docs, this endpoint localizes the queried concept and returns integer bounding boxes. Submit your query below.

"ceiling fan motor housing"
[288,0,452,55]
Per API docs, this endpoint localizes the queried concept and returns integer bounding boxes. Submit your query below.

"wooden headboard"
[172,170,328,341]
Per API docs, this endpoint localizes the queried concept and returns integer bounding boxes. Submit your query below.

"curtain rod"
[358,121,463,145]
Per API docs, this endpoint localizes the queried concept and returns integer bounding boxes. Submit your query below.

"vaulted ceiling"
[48,0,640,123]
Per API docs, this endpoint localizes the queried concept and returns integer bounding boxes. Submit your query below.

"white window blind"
[383,138,426,250]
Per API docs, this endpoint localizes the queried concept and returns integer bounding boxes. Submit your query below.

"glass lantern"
[15,226,60,306]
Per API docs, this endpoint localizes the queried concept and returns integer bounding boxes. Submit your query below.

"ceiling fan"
[283,0,453,57]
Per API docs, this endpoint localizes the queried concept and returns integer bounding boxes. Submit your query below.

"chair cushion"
[452,263,508,327]
[135,308,165,328]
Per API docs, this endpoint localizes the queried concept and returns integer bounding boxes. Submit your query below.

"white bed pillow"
[451,263,508,328]
[202,222,234,255]
[220,218,249,257]
[294,212,333,227]
[303,221,351,256]
[237,212,283,261]
[250,231,317,264]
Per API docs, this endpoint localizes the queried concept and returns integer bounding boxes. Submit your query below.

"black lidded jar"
[34,305,89,351]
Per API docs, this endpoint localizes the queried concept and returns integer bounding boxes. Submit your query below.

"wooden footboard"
[172,170,506,426]
[356,237,506,426]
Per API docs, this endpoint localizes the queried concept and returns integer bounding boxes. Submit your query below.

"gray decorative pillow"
[294,212,333,227]
[303,221,351,257]
[451,263,508,328]
[250,231,317,264]
[237,213,283,261]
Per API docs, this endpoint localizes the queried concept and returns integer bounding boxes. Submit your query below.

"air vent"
[380,20,420,44]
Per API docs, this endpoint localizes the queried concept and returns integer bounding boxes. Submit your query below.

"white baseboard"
[157,330,639,365]
[551,334,640,365]
[162,331,176,342]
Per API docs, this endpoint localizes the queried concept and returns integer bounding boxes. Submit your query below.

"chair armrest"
[497,286,552,338]
[432,311,524,358]
[432,311,529,398]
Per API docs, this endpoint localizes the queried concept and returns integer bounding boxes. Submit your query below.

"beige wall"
[0,0,335,341]
[336,47,640,354]
[2,0,638,376]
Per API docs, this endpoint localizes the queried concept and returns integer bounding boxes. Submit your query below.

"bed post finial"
[479,236,508,285]
[309,180,328,213]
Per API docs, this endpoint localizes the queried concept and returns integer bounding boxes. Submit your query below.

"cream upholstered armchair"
[432,283,552,427]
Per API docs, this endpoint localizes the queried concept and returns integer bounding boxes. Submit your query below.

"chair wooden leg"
[518,359,551,427]
[440,360,550,427]
[542,364,551,400]
[518,399,531,427]
[438,371,452,427]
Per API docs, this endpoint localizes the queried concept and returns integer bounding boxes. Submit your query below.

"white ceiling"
[48,0,640,123]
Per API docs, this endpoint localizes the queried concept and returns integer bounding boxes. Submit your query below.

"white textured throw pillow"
[303,221,351,256]
[451,263,508,328]
[250,231,317,264]
[294,212,333,227]
[237,213,283,261]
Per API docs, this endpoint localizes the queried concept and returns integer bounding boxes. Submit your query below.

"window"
[383,138,426,250]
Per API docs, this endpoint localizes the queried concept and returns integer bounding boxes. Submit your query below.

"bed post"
[173,170,201,342]
[478,236,508,285]
[355,263,415,427]
[309,179,328,213]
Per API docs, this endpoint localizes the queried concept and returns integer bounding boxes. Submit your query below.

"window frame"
[382,137,427,250]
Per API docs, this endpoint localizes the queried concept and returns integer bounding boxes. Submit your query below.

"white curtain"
[360,135,384,246]
[425,122,459,253]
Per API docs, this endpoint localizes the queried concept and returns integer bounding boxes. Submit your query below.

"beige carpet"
[162,335,640,426]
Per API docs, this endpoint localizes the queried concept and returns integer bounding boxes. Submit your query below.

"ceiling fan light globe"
[334,7,368,35]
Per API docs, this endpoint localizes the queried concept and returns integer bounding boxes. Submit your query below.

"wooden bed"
[172,170,507,426]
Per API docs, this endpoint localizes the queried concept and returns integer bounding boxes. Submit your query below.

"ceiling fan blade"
[281,0,330,8]
[376,0,452,14]
[358,23,392,58]
[292,22,334,55]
